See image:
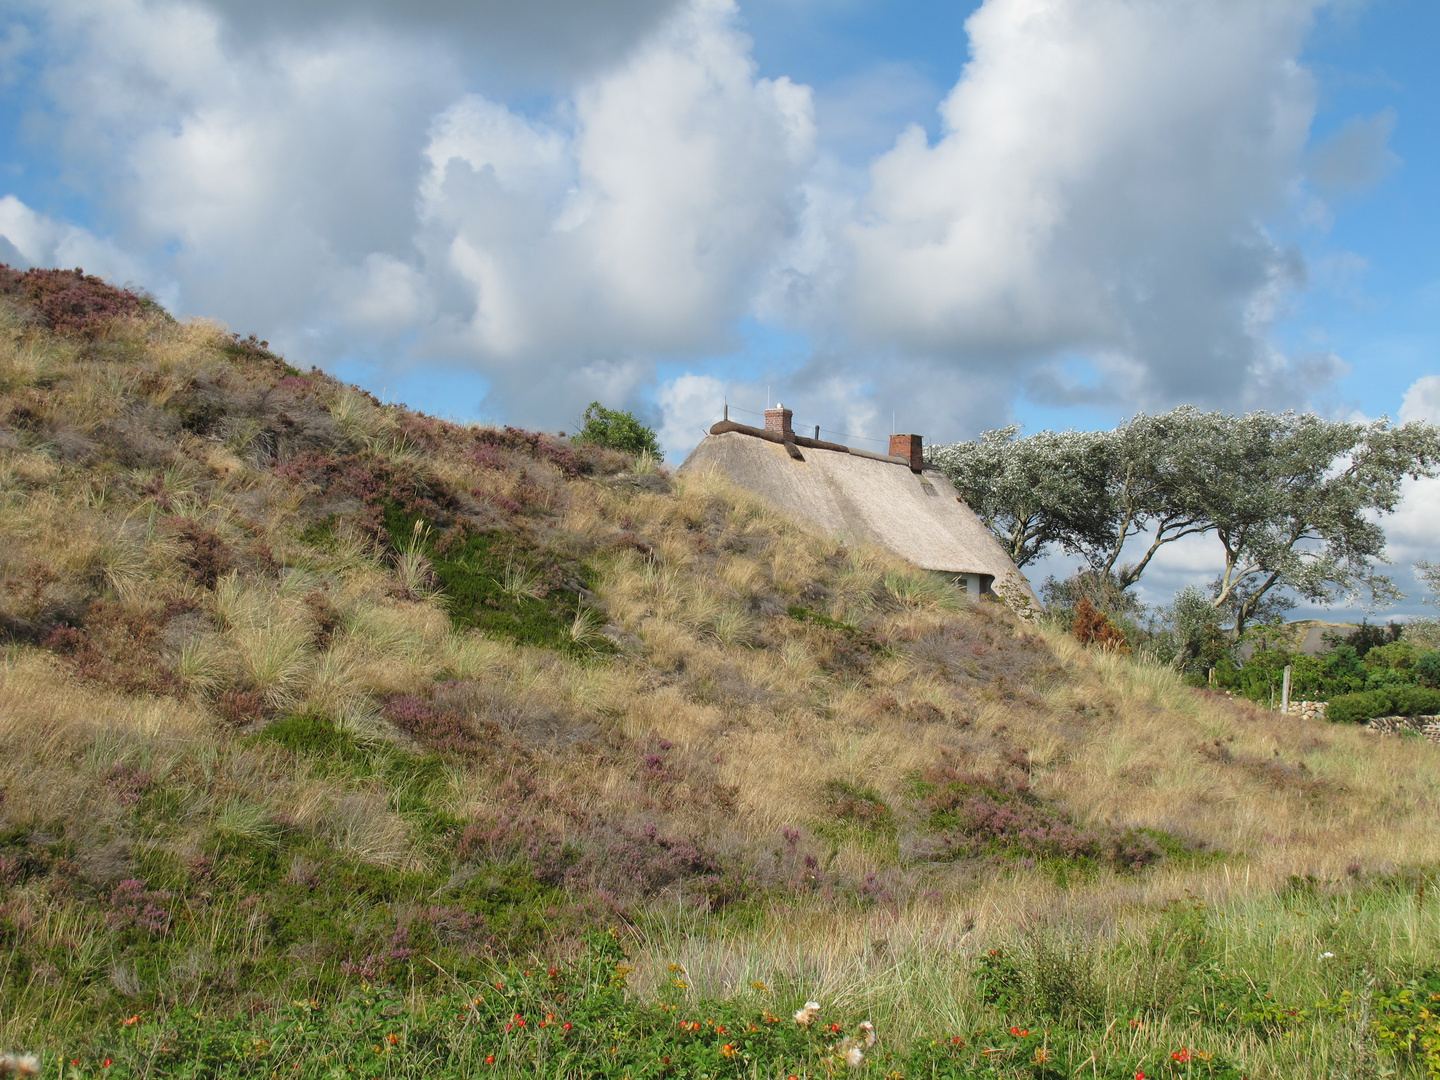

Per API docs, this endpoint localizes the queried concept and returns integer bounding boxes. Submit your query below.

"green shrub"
[1365,640,1419,672]
[1392,685,1440,717]
[1328,686,1440,723]
[1415,650,1440,689]
[1325,690,1391,723]
[571,402,663,460]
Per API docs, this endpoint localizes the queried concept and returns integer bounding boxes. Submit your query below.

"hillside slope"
[2,269,1439,1078]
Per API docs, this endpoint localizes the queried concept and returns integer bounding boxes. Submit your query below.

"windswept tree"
[1077,407,1220,588]
[933,410,1440,633]
[1418,559,1440,604]
[1198,413,1440,633]
[926,426,1111,567]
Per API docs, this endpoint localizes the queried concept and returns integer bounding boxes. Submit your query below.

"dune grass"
[0,284,1438,1076]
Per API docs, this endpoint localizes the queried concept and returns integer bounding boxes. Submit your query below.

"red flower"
[102,1061,113,1069]
[1010,1026,1021,1037]
[387,1033,398,1045]
[1135,1072,1146,1080]
[951,1036,964,1045]
[827,1022,842,1033]
[716,1025,727,1034]
[1172,1048,1193,1063]
[485,1055,496,1065]
[563,1023,573,1032]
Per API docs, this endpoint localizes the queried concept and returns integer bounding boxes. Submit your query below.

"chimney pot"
[889,433,923,472]
[764,405,794,437]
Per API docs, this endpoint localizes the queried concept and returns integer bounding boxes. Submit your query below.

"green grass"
[17,885,1440,1079]
[381,502,610,658]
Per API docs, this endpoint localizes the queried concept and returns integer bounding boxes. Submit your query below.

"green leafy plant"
[571,402,663,460]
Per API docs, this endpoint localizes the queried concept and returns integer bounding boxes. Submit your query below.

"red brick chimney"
[890,433,923,472]
[765,404,793,437]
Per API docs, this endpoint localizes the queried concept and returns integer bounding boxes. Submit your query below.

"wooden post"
[1281,665,1292,715]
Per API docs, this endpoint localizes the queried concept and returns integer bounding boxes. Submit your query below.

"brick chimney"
[765,404,794,437]
[890,433,923,472]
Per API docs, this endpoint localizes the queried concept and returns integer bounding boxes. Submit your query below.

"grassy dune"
[0,272,1438,1077]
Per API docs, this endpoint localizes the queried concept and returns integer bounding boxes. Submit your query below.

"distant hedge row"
[1327,685,1440,724]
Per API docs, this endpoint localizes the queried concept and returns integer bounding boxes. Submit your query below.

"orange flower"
[719,1043,738,1058]
[387,1033,398,1045]
[122,1016,140,1026]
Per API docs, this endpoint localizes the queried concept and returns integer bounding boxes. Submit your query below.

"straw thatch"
[679,423,1038,606]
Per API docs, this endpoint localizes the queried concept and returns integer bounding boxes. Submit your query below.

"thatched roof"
[679,422,1037,604]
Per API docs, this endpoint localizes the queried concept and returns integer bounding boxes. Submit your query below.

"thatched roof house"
[679,406,1037,606]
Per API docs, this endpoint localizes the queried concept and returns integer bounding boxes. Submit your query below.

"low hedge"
[1328,685,1440,724]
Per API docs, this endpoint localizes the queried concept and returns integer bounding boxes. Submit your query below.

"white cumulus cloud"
[0,0,1391,453]
[806,0,1324,424]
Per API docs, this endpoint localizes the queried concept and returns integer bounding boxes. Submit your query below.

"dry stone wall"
[1363,715,1440,744]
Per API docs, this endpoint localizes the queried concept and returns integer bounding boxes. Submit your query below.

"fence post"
[1281,665,1292,715]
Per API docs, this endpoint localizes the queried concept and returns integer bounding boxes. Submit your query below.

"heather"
[1,274,1439,1077]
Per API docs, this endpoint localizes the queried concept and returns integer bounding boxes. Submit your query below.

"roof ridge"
[708,420,918,467]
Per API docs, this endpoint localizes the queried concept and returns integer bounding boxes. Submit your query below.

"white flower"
[1319,951,1336,960]
[858,1020,876,1047]
[844,1045,865,1069]
[794,1001,821,1026]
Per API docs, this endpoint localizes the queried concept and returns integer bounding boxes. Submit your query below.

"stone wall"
[1364,715,1440,743]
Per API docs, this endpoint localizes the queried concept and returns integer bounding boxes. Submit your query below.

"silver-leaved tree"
[929,408,1440,634]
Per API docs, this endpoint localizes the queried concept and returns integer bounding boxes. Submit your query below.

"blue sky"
[0,0,1436,619]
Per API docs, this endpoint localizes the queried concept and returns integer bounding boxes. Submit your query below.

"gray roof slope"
[679,424,1036,602]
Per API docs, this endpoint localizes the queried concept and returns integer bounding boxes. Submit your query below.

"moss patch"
[382,502,609,657]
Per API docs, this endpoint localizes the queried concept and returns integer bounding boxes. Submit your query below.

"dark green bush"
[1328,686,1440,723]
[572,402,663,460]
[1326,691,1392,724]
[1391,685,1440,718]
[1415,650,1440,689]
